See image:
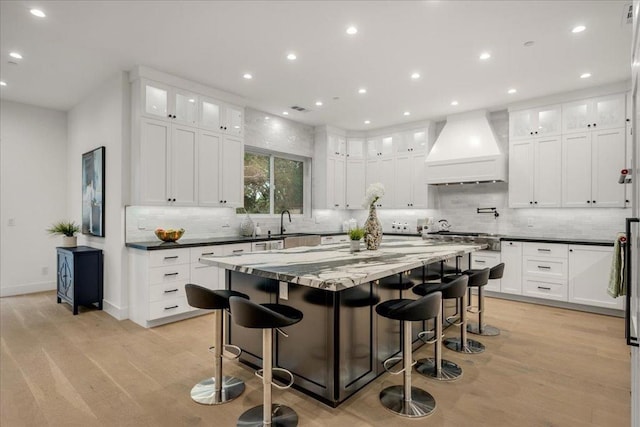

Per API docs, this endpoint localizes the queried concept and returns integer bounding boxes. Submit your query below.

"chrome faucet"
[280,210,291,235]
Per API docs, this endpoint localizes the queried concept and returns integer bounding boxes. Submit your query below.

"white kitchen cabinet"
[137,118,198,206]
[522,242,568,302]
[395,129,428,153]
[313,127,347,209]
[200,96,244,136]
[509,104,562,141]
[394,152,428,208]
[197,131,244,207]
[508,136,562,208]
[471,250,501,292]
[366,135,395,158]
[568,245,623,310]
[500,241,522,295]
[345,158,365,209]
[190,246,225,290]
[562,129,626,208]
[321,235,349,245]
[142,80,199,126]
[562,93,626,134]
[366,156,395,208]
[327,156,346,209]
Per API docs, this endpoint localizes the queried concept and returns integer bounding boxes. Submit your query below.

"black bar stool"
[412,275,468,381]
[229,296,303,427]
[375,292,442,418]
[185,284,249,405]
[439,268,488,354]
[465,263,504,336]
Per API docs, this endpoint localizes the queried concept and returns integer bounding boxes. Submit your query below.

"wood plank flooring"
[1,291,630,426]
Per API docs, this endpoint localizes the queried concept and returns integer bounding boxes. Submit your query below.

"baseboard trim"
[102,299,129,320]
[0,281,56,297]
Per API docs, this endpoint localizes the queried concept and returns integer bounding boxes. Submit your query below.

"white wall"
[67,71,130,319]
[0,100,68,296]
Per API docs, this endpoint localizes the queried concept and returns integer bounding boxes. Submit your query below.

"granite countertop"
[498,236,614,246]
[200,239,485,291]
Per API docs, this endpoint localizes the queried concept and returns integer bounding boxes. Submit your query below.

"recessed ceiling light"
[265,116,270,120]
[0,81,6,87]
[507,88,517,94]
[346,26,358,35]
[572,25,586,33]
[9,52,22,60]
[451,100,459,106]
[30,9,46,18]
[315,101,323,106]
[287,53,297,61]
[403,111,411,116]
[243,73,253,79]
[188,98,195,103]
[358,88,367,94]
[479,52,491,60]
[364,120,371,124]
[580,72,591,79]
[411,72,421,79]
[282,111,289,115]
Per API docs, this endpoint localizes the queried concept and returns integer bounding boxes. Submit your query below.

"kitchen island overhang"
[201,239,486,407]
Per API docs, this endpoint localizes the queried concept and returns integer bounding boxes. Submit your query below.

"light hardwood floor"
[0,291,630,426]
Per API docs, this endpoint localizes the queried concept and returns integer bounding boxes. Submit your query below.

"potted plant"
[47,221,80,247]
[348,226,365,252]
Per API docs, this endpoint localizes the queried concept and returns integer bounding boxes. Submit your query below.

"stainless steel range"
[422,231,501,251]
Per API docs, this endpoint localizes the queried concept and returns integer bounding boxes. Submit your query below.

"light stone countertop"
[201,238,486,291]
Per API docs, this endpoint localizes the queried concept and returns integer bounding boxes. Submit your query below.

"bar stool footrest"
[383,356,415,375]
[255,367,295,390]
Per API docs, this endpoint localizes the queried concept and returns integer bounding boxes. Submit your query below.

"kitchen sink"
[266,233,321,249]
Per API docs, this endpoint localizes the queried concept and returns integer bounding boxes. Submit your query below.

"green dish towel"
[607,233,625,298]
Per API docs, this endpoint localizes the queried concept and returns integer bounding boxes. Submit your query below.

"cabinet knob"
[587,200,591,203]
[529,201,533,204]
[592,200,596,204]
[588,124,591,128]
[593,123,597,127]
[626,199,630,203]
[167,198,171,202]
[534,201,538,204]
[172,198,176,202]
[220,126,223,129]
[535,131,538,134]
[223,200,227,203]
[569,249,573,252]
[530,132,533,135]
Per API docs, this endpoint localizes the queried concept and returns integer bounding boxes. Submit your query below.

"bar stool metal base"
[466,322,500,336]
[415,358,462,381]
[443,337,485,354]
[379,385,436,418]
[237,404,298,427]
[190,376,245,405]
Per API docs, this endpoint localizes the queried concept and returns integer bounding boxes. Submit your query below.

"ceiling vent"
[624,3,633,25]
[290,105,310,112]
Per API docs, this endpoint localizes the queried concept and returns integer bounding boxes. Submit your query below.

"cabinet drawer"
[149,296,192,320]
[149,248,190,267]
[523,242,567,258]
[149,282,187,302]
[190,245,224,263]
[223,243,251,255]
[321,235,348,245]
[523,256,568,279]
[523,278,568,301]
[149,264,190,285]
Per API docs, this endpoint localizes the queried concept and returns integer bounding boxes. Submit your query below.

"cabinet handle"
[537,248,551,252]
[164,289,179,293]
[537,265,551,269]
[164,272,179,276]
[201,252,215,256]
[232,249,244,254]
[164,256,179,260]
[164,305,179,310]
[254,243,266,247]
[537,286,551,290]
[475,260,486,263]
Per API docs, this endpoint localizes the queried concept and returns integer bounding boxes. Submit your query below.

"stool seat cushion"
[413,275,468,299]
[459,268,490,288]
[185,284,249,310]
[229,296,303,329]
[375,292,442,322]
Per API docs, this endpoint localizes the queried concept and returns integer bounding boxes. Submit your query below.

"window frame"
[240,148,311,218]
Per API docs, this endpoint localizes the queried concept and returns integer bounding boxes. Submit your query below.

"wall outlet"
[279,281,288,300]
[137,218,146,230]
[527,217,534,227]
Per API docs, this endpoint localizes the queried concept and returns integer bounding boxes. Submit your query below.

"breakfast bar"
[202,239,485,406]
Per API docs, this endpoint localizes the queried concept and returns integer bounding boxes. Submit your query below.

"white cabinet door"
[220,135,244,207]
[139,118,171,205]
[510,105,561,140]
[410,153,428,208]
[378,157,395,208]
[197,130,222,206]
[225,104,244,137]
[173,90,198,126]
[562,99,591,134]
[394,154,412,208]
[534,136,562,207]
[346,138,365,159]
[170,125,198,206]
[190,246,225,290]
[593,93,626,131]
[471,251,501,292]
[568,245,623,309]
[143,81,171,120]
[562,132,592,207]
[591,128,626,208]
[509,109,535,141]
[328,134,347,157]
[508,140,534,208]
[327,156,346,209]
[536,105,562,137]
[500,241,522,295]
[200,96,222,131]
[345,159,365,209]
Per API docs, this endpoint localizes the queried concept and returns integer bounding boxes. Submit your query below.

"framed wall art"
[82,146,105,237]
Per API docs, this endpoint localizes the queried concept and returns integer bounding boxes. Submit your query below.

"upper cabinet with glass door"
[142,80,198,126]
[200,96,244,137]
[395,129,428,153]
[509,104,562,141]
[562,93,626,134]
[366,135,395,158]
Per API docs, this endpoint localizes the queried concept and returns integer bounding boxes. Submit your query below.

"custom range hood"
[425,110,506,184]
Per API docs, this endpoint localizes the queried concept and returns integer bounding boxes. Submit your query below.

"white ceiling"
[0,0,633,130]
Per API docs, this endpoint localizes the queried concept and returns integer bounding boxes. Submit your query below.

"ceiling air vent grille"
[290,105,310,112]
[624,3,633,25]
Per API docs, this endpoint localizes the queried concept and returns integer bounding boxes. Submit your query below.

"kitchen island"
[202,239,485,406]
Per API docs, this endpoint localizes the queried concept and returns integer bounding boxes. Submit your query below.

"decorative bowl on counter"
[155,228,185,242]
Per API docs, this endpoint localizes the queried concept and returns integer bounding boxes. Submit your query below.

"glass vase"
[364,204,382,250]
